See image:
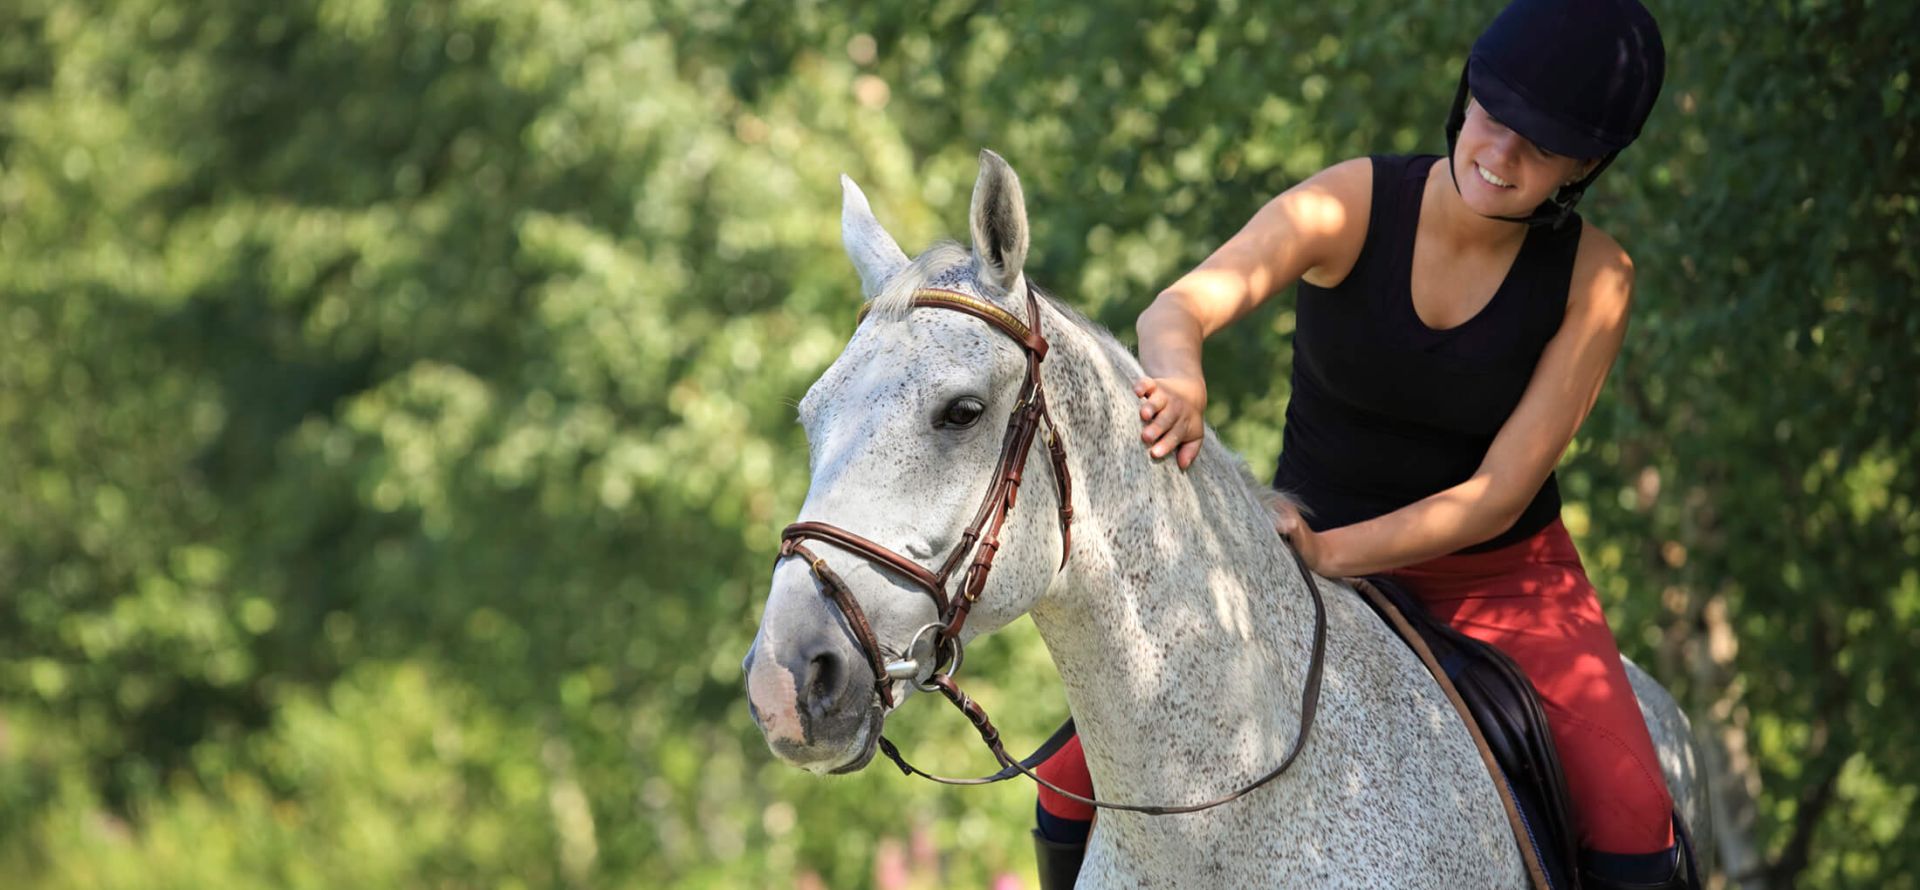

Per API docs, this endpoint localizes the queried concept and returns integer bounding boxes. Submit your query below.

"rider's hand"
[1134,376,1207,469]
[1273,498,1334,576]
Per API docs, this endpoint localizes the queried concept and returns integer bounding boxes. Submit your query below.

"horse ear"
[968,149,1029,295]
[841,175,909,299]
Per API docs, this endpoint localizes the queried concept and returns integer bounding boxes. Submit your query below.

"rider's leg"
[1032,734,1093,888]
[1387,518,1682,884]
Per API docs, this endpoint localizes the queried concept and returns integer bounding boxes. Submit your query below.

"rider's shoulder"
[1291,157,1374,206]
[1273,159,1376,288]
[1269,158,1372,236]
[1576,221,1631,263]
[1570,222,1637,311]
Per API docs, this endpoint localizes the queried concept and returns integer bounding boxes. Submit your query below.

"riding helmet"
[1444,0,1667,226]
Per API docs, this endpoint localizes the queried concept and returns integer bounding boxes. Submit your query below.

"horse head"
[744,151,1071,774]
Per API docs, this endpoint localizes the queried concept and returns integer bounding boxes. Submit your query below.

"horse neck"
[1029,303,1320,804]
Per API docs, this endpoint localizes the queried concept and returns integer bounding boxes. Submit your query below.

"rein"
[777,282,1329,815]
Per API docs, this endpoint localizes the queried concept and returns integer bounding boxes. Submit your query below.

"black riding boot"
[1579,811,1702,890]
[1578,865,1694,890]
[1032,829,1085,890]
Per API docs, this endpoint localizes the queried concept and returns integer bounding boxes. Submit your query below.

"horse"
[742,149,1709,888]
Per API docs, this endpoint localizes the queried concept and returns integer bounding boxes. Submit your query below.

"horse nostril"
[804,649,844,715]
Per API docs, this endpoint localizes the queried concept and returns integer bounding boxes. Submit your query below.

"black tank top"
[1272,154,1583,553]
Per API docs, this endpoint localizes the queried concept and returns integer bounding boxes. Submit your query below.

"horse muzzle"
[743,620,886,774]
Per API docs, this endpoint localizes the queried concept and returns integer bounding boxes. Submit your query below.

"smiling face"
[1451,98,1599,218]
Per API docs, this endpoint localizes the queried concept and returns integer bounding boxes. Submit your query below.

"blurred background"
[0,0,1914,887]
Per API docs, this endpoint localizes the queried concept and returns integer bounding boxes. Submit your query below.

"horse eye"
[938,397,986,429]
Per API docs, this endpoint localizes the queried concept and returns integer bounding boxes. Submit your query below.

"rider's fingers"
[1274,500,1304,536]
[1144,404,1193,444]
[1149,427,1186,459]
[1176,438,1202,470]
[1140,386,1170,422]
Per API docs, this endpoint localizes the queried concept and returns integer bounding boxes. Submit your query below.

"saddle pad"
[1351,576,1579,890]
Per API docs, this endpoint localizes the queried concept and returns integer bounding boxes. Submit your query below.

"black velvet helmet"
[1445,0,1667,227]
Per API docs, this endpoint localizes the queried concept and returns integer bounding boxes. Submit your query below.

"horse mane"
[1026,281,1307,531]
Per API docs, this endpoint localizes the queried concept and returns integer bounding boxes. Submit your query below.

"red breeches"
[1384,517,1673,854]
[1035,733,1097,823]
[1033,518,1673,854]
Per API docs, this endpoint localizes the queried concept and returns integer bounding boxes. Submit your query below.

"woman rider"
[1031,1,1684,887]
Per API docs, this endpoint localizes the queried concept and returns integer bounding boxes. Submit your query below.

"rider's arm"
[1135,158,1373,466]
[1302,225,1637,577]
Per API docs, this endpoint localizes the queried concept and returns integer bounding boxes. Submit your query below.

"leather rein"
[777,281,1330,815]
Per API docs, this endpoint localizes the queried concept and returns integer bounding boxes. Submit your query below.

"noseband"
[777,281,1328,815]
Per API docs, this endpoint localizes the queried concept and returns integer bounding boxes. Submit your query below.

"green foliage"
[8,664,561,889]
[0,0,1913,887]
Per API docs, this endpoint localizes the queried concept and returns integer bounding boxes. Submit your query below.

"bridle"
[777,281,1329,815]
[781,282,1073,709]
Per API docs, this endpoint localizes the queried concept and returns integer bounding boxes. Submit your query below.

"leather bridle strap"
[871,290,1050,359]
[781,522,947,615]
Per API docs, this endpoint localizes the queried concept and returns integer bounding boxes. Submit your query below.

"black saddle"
[1355,575,1584,889]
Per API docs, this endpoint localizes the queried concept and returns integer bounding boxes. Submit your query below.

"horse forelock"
[868,241,976,320]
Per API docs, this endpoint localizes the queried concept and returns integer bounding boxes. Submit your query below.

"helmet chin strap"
[1443,66,1616,231]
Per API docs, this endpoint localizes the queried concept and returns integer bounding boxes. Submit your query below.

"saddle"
[1350,575,1581,890]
